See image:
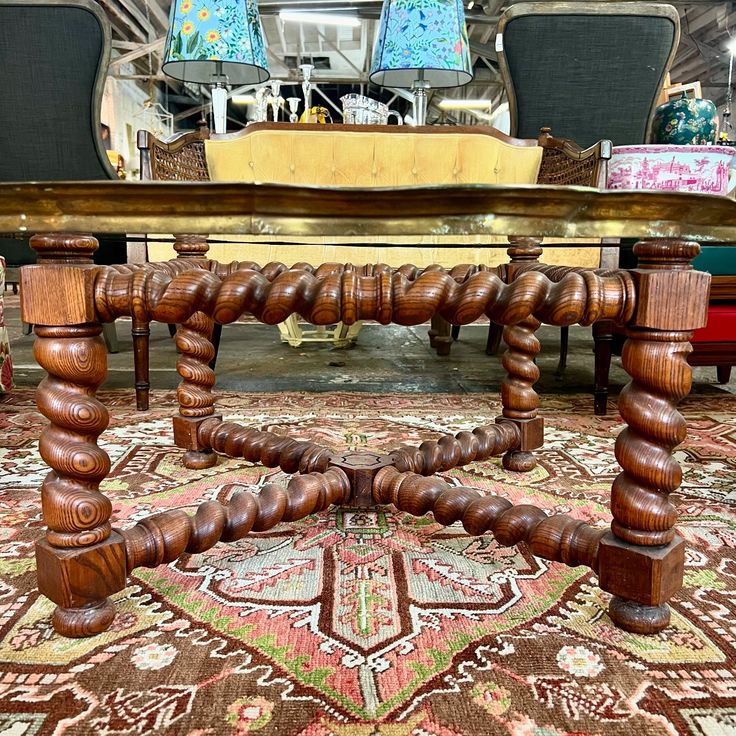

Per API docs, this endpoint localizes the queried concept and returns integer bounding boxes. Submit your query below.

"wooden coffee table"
[5,180,732,639]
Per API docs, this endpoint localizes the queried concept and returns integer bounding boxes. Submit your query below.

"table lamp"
[369,0,473,126]
[162,0,269,134]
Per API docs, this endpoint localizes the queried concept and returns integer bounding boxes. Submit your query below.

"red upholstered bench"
[0,255,13,392]
[688,292,736,385]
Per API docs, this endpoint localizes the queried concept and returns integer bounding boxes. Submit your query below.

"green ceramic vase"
[651,92,718,145]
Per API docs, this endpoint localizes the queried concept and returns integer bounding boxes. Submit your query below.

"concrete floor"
[4,292,734,402]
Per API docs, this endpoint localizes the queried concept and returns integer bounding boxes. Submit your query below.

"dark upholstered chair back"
[0,0,115,181]
[497,3,680,148]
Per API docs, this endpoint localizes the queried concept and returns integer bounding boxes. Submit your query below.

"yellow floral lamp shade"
[162,0,269,85]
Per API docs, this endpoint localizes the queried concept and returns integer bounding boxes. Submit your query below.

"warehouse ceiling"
[102,0,736,128]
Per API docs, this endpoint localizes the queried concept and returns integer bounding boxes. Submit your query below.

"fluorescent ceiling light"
[438,98,492,110]
[727,35,736,54]
[232,94,256,104]
[279,10,361,26]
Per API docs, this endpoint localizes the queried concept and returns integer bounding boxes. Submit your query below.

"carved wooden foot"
[598,532,684,633]
[183,450,218,469]
[36,532,127,637]
[608,597,670,635]
[52,600,117,638]
[497,415,543,473]
[173,414,222,469]
[502,451,537,472]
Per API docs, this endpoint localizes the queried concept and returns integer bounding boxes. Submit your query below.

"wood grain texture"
[600,239,705,633]
[611,329,692,547]
[506,235,544,272]
[500,315,542,472]
[25,233,127,637]
[34,325,111,548]
[123,468,350,571]
[599,531,685,608]
[173,233,210,257]
[93,266,636,330]
[390,422,520,476]
[373,467,604,570]
[197,416,332,474]
[176,310,217,418]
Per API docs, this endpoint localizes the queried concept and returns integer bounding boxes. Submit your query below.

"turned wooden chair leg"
[428,314,453,356]
[593,320,613,416]
[486,322,503,355]
[450,324,460,341]
[132,319,150,411]
[555,326,569,377]
[102,322,118,354]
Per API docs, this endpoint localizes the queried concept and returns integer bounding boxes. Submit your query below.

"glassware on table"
[287,97,300,124]
[299,64,314,120]
[267,79,283,122]
[254,87,268,122]
[340,93,403,125]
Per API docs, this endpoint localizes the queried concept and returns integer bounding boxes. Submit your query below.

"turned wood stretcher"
[6,180,732,639]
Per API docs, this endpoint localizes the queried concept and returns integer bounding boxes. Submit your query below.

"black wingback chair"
[493,2,680,414]
[496,2,680,147]
[0,0,124,348]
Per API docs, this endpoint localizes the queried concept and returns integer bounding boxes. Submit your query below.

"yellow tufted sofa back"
[147,125,600,269]
[204,128,543,187]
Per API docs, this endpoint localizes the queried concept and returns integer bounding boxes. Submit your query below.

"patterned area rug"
[1,389,736,736]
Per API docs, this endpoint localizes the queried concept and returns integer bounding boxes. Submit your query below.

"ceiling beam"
[115,0,157,40]
[138,0,170,30]
[314,27,364,77]
[98,0,148,42]
[110,37,166,69]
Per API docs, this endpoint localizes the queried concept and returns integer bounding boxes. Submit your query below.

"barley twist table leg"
[499,314,542,471]
[24,234,126,638]
[175,311,218,469]
[598,239,710,634]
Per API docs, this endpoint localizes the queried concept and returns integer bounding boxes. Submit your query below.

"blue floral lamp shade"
[369,0,472,124]
[162,0,269,132]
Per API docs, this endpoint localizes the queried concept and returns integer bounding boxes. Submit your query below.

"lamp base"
[411,81,429,126]
[212,84,227,134]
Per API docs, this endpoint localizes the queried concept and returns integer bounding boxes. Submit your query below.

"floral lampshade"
[369,0,473,89]
[162,0,269,86]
